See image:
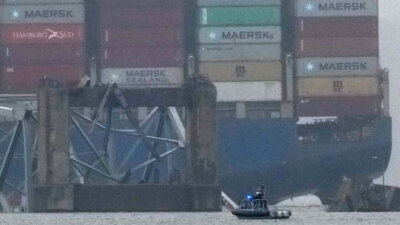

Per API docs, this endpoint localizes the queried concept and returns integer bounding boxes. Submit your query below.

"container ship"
[0,0,391,208]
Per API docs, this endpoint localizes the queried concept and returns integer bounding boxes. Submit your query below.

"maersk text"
[319,62,367,71]
[221,31,274,40]
[318,2,367,11]
[24,10,73,18]
[126,70,167,77]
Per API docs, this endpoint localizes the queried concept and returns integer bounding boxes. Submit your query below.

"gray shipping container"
[2,4,84,24]
[296,57,379,77]
[197,44,281,62]
[197,0,281,6]
[101,67,184,88]
[197,26,281,44]
[295,0,378,17]
[2,0,84,3]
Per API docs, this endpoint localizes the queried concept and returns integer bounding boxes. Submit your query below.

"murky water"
[0,207,398,225]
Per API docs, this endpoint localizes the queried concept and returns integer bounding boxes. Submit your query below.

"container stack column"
[98,0,185,89]
[294,0,380,117]
[0,0,85,94]
[197,0,283,118]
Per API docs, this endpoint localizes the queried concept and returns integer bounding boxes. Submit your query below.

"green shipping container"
[199,6,281,26]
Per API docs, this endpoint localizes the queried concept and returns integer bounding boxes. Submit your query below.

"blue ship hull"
[218,117,392,203]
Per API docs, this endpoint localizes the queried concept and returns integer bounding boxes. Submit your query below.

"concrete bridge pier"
[33,82,73,212]
[185,78,220,211]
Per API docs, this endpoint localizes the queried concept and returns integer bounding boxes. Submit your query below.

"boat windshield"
[240,199,267,209]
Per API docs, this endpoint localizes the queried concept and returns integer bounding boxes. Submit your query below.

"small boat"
[232,185,291,219]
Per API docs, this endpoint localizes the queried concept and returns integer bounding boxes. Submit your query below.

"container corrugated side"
[100,8,183,28]
[296,96,380,116]
[296,57,379,77]
[3,0,83,3]
[295,17,378,38]
[99,0,183,8]
[199,62,282,81]
[297,77,379,97]
[197,26,281,44]
[101,28,183,47]
[1,65,84,94]
[198,6,281,26]
[295,0,378,17]
[215,81,282,102]
[295,37,378,57]
[1,24,84,44]
[100,47,183,67]
[197,0,281,6]
[2,45,85,65]
[197,44,281,62]
[2,4,85,24]
[101,67,184,88]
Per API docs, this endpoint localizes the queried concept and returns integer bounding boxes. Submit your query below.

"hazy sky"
[379,1,400,186]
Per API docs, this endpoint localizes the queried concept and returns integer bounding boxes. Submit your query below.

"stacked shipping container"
[0,0,85,93]
[197,0,283,105]
[0,0,384,120]
[98,0,185,88]
[294,0,380,116]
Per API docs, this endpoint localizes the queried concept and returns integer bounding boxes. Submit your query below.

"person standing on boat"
[254,185,265,199]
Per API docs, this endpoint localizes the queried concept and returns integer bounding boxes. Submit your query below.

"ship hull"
[218,117,392,203]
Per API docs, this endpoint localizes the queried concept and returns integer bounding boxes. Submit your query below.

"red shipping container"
[99,0,184,8]
[1,65,84,93]
[100,47,183,67]
[295,17,378,38]
[100,28,183,47]
[296,96,381,117]
[99,8,183,28]
[295,38,378,57]
[1,24,84,44]
[1,45,85,65]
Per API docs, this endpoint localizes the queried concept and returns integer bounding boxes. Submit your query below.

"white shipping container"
[215,81,282,102]
[198,44,281,62]
[2,4,85,24]
[197,26,281,44]
[197,0,281,6]
[296,57,379,77]
[101,67,184,88]
[295,0,378,17]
